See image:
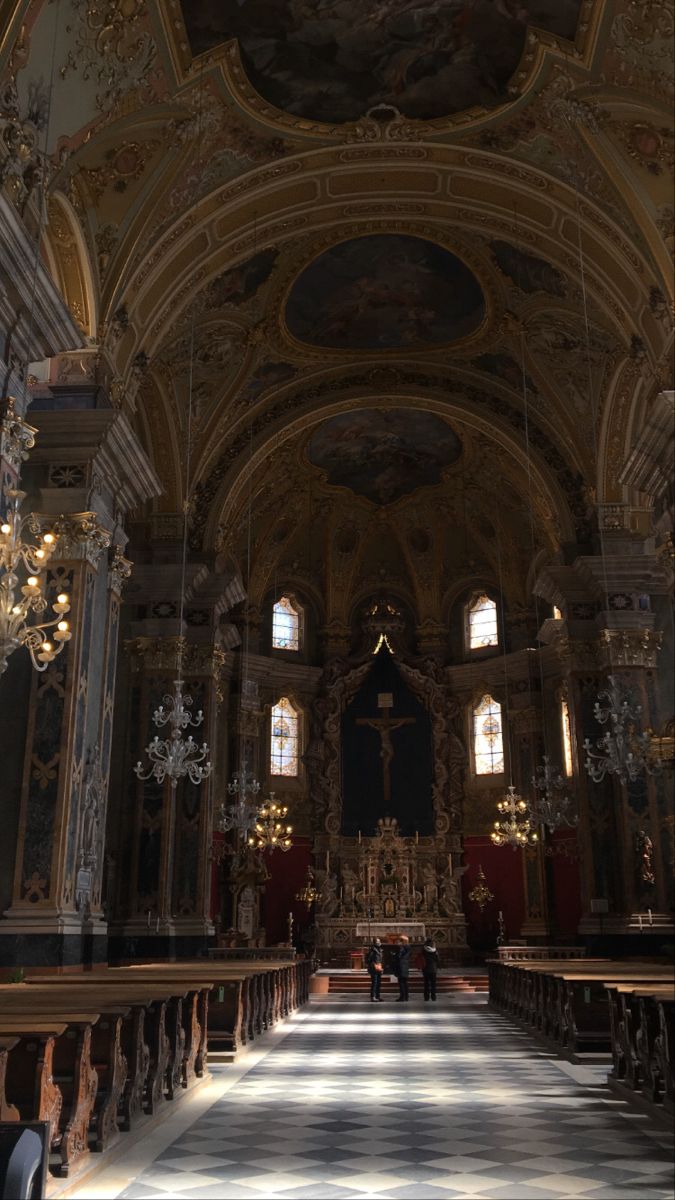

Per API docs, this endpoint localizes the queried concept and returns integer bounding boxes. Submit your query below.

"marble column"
[510,704,552,941]
[536,538,673,948]
[0,409,159,965]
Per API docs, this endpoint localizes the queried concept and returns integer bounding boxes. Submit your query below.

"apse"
[341,646,434,838]
[285,235,485,350]
[181,1,583,123]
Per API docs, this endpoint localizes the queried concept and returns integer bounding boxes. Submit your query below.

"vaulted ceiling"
[2,0,673,617]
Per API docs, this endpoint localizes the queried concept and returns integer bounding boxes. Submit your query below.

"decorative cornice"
[126,635,230,678]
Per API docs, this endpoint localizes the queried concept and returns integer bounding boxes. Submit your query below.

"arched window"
[272,595,302,651]
[472,694,504,775]
[467,593,499,650]
[270,696,300,777]
[561,697,573,776]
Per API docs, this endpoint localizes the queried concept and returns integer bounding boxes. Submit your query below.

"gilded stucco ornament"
[60,0,158,114]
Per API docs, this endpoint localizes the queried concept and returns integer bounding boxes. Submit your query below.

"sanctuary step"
[326,972,488,994]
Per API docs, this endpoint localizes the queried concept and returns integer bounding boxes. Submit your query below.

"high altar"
[305,605,469,963]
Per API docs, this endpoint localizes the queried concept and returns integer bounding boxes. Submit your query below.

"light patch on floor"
[70,995,674,1200]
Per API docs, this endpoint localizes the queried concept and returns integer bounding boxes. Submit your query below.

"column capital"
[598,627,663,670]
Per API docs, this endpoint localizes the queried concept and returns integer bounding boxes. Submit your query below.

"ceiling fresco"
[285,236,485,350]
[202,249,278,310]
[181,1,582,123]
[489,241,568,296]
[305,409,462,504]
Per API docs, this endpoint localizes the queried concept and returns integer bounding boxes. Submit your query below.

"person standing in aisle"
[394,934,410,1001]
[366,937,384,1001]
[422,935,439,1001]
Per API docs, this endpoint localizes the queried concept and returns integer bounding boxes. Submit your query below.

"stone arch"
[202,388,577,557]
[42,192,97,339]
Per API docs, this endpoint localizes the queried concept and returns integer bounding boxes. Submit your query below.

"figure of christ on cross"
[356,693,416,812]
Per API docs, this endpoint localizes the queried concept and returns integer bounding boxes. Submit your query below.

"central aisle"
[111,996,670,1200]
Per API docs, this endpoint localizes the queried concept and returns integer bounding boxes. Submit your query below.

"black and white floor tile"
[107,996,672,1200]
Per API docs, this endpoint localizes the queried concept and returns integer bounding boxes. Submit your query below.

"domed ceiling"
[305,409,462,504]
[181,0,583,123]
[285,235,484,349]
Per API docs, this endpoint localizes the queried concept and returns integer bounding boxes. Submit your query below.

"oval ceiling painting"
[181,2,581,124]
[285,236,485,350]
[306,410,462,505]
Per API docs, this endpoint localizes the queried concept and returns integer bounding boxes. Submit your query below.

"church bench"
[116,960,309,1052]
[605,983,675,1110]
[0,1020,67,1137]
[26,975,206,1097]
[1,987,134,1166]
[0,1036,20,1122]
[0,1004,99,1178]
[488,960,672,1057]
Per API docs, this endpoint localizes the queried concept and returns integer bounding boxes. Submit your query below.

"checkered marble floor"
[118,995,674,1200]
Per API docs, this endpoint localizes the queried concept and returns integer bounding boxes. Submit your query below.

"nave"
[76,996,673,1200]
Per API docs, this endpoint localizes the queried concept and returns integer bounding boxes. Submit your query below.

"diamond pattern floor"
[117,996,673,1199]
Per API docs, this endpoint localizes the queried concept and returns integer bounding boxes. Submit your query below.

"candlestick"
[326,850,329,872]
[358,830,362,844]
[648,908,653,926]
[156,916,160,933]
[448,853,452,871]
[415,830,418,844]
[340,886,343,900]
[498,909,503,919]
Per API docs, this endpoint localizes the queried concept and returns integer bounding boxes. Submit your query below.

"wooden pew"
[0,1005,100,1178]
[0,1019,66,1146]
[0,1035,20,1121]
[26,977,198,1104]
[605,983,675,1109]
[488,959,672,1058]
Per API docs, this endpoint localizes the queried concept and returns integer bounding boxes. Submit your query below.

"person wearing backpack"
[366,937,384,1001]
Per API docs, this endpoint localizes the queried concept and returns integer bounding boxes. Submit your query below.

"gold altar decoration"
[249,794,293,852]
[468,864,495,910]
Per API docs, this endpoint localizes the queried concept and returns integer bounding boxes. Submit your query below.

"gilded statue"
[635,829,656,886]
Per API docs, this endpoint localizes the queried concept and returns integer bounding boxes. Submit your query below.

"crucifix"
[356,692,415,811]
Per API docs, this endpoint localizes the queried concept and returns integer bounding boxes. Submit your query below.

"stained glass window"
[561,697,573,776]
[473,694,504,775]
[270,696,300,777]
[272,595,301,651]
[468,594,499,649]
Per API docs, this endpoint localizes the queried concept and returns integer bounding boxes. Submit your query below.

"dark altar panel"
[341,649,434,837]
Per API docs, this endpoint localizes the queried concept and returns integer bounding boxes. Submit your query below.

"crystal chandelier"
[0,486,71,675]
[530,756,578,831]
[468,864,495,910]
[491,785,539,849]
[583,675,657,784]
[248,794,293,852]
[135,676,212,790]
[219,766,261,835]
[295,866,319,909]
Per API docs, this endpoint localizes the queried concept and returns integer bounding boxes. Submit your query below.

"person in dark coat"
[393,935,410,1001]
[422,936,439,1001]
[366,937,384,1001]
